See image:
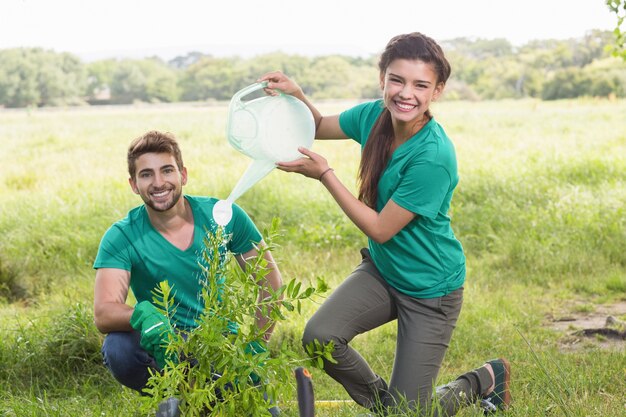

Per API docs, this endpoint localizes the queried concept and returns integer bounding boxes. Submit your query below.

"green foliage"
[301,56,376,99]
[0,255,26,301]
[109,58,180,103]
[1,31,623,107]
[606,0,626,59]
[85,58,118,100]
[239,52,311,86]
[0,48,86,107]
[178,56,248,101]
[139,220,331,416]
[542,57,626,99]
[0,303,103,393]
[542,68,590,100]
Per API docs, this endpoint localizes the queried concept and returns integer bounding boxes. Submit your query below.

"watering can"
[213,81,315,226]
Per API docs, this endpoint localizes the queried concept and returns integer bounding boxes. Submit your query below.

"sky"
[0,0,618,61]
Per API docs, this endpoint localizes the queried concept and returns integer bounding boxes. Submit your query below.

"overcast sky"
[0,0,618,61]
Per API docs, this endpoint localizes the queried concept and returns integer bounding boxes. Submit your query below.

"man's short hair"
[127,131,184,178]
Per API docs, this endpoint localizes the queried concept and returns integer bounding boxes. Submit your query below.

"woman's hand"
[258,71,304,99]
[276,147,330,180]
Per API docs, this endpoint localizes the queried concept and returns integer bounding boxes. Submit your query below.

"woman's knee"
[301,317,336,353]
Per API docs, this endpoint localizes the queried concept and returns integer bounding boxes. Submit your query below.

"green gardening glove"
[130,301,175,369]
[244,340,268,356]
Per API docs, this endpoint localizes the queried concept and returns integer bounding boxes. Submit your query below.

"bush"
[139,220,332,416]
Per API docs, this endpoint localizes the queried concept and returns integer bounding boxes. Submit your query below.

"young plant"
[139,218,333,416]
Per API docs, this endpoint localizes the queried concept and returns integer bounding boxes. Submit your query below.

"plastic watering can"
[213,81,315,226]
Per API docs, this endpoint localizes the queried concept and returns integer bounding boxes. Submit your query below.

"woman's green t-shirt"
[339,100,465,298]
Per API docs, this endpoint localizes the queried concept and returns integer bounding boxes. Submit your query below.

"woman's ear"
[432,82,445,101]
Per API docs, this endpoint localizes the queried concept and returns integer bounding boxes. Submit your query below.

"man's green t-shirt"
[93,195,262,329]
[339,100,465,298]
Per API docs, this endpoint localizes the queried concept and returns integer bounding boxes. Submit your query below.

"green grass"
[1,98,625,416]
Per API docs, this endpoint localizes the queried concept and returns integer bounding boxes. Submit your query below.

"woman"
[260,32,510,416]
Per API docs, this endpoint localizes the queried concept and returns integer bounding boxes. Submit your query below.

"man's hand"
[244,340,268,356]
[130,301,175,369]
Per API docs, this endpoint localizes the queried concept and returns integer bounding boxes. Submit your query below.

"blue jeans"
[102,330,157,392]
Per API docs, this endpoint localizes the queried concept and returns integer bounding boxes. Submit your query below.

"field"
[0,98,625,416]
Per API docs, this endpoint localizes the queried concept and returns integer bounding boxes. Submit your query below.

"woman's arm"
[258,71,348,140]
[277,147,416,243]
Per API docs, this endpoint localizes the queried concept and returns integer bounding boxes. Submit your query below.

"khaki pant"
[303,249,491,416]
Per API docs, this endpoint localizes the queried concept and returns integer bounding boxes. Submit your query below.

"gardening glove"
[130,301,175,369]
[244,340,268,385]
[244,340,268,356]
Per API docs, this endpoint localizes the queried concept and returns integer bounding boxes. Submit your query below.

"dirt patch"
[547,301,626,351]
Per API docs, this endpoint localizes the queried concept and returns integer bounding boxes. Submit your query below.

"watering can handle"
[231,81,270,108]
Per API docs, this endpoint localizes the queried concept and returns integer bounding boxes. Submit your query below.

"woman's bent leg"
[302,251,396,408]
[387,287,464,415]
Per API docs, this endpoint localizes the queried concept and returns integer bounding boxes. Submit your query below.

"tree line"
[0,30,624,108]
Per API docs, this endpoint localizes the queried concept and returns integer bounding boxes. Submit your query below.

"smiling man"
[92,130,282,415]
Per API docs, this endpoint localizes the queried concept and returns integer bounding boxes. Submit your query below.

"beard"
[140,186,183,212]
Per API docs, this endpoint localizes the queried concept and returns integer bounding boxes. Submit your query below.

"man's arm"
[235,241,283,342]
[94,267,134,333]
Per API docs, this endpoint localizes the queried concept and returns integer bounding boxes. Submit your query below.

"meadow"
[0,98,625,416]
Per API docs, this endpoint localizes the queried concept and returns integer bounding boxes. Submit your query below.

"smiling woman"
[255,32,511,416]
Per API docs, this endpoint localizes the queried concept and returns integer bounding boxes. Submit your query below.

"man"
[93,130,282,414]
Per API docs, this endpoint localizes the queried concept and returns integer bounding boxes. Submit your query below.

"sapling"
[139,218,333,416]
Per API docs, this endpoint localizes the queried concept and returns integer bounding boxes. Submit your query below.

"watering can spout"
[227,159,276,202]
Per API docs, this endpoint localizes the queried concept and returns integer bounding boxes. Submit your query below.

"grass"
[0,98,625,416]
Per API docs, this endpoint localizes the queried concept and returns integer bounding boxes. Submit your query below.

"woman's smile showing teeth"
[395,101,417,111]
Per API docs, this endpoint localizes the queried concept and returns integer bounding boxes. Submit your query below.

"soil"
[546,300,626,351]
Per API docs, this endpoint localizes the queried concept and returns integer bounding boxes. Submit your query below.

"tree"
[85,59,118,102]
[299,55,374,99]
[0,48,86,107]
[472,57,525,99]
[240,52,310,87]
[606,0,626,59]
[583,57,626,97]
[38,52,86,106]
[541,68,589,100]
[168,51,208,70]
[179,56,247,101]
[109,58,179,104]
[0,49,40,107]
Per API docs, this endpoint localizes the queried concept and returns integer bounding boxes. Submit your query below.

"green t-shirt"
[339,100,465,298]
[93,195,262,329]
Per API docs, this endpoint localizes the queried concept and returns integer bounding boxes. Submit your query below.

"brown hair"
[127,131,184,178]
[357,33,451,209]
